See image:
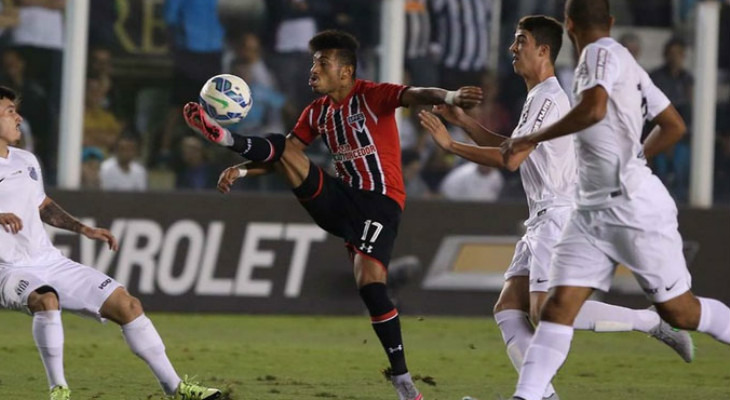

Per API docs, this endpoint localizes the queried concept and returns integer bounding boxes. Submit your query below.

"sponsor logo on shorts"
[665,280,679,291]
[98,278,112,290]
[535,278,548,284]
[643,287,659,295]
[15,279,29,296]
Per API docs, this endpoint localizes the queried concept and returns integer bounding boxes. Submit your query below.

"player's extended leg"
[354,254,422,400]
[512,286,593,400]
[654,290,730,344]
[28,288,70,399]
[100,288,221,400]
[494,278,558,400]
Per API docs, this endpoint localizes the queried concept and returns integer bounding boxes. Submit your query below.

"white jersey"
[572,37,670,209]
[0,148,61,266]
[511,77,575,225]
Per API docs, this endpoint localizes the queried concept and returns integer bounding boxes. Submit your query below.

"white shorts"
[0,256,122,321]
[550,176,692,303]
[504,208,571,293]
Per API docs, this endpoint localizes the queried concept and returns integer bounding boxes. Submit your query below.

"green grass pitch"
[0,311,728,399]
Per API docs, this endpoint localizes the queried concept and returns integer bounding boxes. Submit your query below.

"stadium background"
[2,1,730,399]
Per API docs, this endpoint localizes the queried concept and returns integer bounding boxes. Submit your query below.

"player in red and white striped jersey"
[185,30,481,400]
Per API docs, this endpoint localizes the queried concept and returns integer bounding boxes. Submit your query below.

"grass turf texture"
[0,311,728,399]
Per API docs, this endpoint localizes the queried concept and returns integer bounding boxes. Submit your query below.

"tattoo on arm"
[39,200,85,233]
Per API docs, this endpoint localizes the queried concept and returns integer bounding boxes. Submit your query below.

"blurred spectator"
[0,47,52,169]
[404,0,438,87]
[0,0,18,48]
[83,74,123,153]
[175,136,215,190]
[80,146,104,190]
[224,32,277,88]
[619,32,641,60]
[628,0,672,27]
[650,37,693,202]
[439,163,504,202]
[87,45,115,111]
[266,0,331,112]
[12,0,64,108]
[326,0,378,79]
[100,134,147,191]
[432,0,492,89]
[161,0,224,160]
[402,149,432,198]
[229,58,287,135]
[472,70,512,135]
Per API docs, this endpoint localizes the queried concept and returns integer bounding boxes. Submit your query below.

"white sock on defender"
[33,310,68,389]
[573,300,660,333]
[122,314,181,395]
[495,310,557,399]
[514,321,573,400]
[697,297,730,344]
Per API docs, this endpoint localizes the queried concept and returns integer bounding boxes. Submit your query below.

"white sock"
[495,310,557,399]
[514,322,573,400]
[122,315,181,395]
[573,300,660,333]
[32,310,68,389]
[697,297,730,344]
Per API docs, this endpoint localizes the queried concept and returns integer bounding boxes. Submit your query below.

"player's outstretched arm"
[501,85,609,164]
[642,105,686,159]
[400,86,483,109]
[39,197,119,251]
[419,110,532,170]
[217,161,273,193]
[431,105,509,147]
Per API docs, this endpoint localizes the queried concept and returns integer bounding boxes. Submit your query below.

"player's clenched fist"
[217,166,242,194]
[0,212,22,233]
[454,86,483,109]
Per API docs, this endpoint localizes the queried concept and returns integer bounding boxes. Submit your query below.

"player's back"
[571,37,669,209]
[0,148,60,266]
[512,77,575,224]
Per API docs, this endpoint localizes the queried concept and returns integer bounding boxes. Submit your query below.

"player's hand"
[217,166,242,194]
[0,213,22,234]
[500,136,535,165]
[431,104,467,125]
[81,226,119,251]
[453,86,483,109]
[418,110,453,152]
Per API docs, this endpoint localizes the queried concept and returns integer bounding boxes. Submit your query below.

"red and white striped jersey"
[291,79,408,209]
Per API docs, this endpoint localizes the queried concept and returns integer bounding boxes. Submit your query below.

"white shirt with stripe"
[571,37,671,209]
[511,77,575,225]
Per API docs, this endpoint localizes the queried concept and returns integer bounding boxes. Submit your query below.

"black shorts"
[293,162,402,268]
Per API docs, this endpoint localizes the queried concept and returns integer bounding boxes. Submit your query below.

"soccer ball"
[199,74,253,126]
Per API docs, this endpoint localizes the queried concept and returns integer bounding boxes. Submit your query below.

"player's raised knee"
[28,287,60,312]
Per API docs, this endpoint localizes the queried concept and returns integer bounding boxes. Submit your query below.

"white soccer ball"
[198,74,253,126]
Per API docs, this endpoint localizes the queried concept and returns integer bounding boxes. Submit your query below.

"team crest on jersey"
[347,112,366,131]
[28,166,38,181]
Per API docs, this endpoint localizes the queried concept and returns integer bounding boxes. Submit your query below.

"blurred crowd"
[1,0,730,205]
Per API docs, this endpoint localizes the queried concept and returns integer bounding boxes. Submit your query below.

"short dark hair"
[0,86,18,103]
[517,15,563,64]
[566,0,611,31]
[309,30,359,75]
[663,37,686,57]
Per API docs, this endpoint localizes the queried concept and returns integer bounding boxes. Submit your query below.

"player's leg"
[512,285,593,400]
[494,278,559,400]
[354,253,421,400]
[99,288,221,399]
[0,265,70,397]
[653,291,730,344]
[28,287,69,396]
[184,101,288,163]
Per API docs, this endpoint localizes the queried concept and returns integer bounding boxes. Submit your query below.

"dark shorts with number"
[292,162,402,268]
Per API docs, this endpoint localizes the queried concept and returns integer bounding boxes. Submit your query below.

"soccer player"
[184,30,482,400]
[500,2,730,399]
[418,15,693,400]
[0,87,220,400]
